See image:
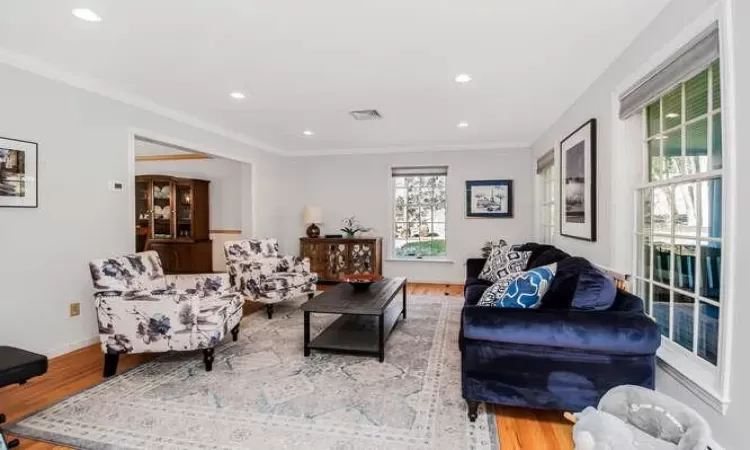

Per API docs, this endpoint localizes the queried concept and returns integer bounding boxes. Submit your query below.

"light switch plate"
[109,181,124,191]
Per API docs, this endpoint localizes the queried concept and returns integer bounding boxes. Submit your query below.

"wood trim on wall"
[135,154,212,162]
[209,229,242,234]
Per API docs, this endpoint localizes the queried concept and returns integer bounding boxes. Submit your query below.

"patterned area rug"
[9,295,498,450]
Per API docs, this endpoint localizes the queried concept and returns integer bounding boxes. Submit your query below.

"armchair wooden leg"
[231,324,240,342]
[467,400,480,422]
[203,348,215,372]
[103,353,119,378]
[266,304,274,319]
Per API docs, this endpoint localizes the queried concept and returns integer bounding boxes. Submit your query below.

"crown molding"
[287,141,531,157]
[0,47,287,156]
[135,153,212,162]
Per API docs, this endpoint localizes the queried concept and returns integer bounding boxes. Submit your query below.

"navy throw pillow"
[540,257,588,309]
[571,264,617,310]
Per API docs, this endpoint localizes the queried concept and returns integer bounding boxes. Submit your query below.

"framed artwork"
[0,136,38,208]
[560,119,596,241]
[465,180,513,218]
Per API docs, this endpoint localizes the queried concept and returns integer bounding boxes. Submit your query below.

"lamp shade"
[303,206,322,224]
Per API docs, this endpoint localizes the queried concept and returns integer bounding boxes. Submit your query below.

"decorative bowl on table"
[340,274,383,290]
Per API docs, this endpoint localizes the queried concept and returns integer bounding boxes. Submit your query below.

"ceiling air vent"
[349,109,382,121]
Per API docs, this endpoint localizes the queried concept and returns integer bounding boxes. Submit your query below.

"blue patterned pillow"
[478,263,557,308]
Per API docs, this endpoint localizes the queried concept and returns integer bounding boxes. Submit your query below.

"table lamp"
[303,206,322,238]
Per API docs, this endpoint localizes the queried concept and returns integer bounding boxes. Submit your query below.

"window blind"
[536,149,554,174]
[391,166,448,177]
[619,24,719,119]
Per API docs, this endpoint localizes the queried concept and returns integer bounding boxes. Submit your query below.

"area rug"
[9,295,498,450]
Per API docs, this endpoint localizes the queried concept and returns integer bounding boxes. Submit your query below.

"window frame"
[388,167,449,261]
[539,164,556,244]
[633,60,727,406]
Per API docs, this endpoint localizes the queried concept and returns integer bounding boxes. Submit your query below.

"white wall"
[285,148,535,283]
[531,0,747,447]
[135,158,244,231]
[0,62,285,357]
[532,0,718,269]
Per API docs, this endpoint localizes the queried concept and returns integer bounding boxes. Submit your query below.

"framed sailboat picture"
[560,119,596,241]
[465,180,513,218]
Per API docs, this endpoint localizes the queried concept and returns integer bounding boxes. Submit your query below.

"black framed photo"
[465,180,513,218]
[560,119,596,241]
[0,136,38,208]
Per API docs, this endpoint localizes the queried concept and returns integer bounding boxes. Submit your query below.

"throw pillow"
[478,263,557,308]
[571,264,617,311]
[478,245,531,283]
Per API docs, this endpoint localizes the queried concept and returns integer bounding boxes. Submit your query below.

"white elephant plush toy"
[569,385,712,450]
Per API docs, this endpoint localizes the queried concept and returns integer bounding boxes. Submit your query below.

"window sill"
[386,258,455,264]
[656,339,730,414]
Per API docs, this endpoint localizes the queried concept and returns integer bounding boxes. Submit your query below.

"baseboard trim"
[47,337,99,359]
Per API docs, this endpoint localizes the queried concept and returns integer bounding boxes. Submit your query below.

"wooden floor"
[1,283,573,450]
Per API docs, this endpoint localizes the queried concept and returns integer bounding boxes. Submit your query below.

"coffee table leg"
[378,313,385,362]
[304,311,311,357]
[402,282,407,319]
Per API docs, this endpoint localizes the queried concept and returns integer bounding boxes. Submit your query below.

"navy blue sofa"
[460,244,661,421]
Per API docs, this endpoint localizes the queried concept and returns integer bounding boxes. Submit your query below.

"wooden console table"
[300,237,382,282]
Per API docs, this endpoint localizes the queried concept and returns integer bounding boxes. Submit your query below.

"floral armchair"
[88,251,243,377]
[224,238,317,318]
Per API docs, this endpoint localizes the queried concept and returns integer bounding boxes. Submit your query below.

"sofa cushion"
[478,245,531,283]
[478,264,557,308]
[258,272,315,291]
[572,264,617,311]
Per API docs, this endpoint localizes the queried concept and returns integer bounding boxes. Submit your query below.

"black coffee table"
[302,277,407,362]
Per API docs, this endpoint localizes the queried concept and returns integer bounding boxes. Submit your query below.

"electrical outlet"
[70,302,81,317]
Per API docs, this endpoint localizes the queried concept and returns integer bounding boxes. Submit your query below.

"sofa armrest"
[466,258,487,279]
[462,306,661,355]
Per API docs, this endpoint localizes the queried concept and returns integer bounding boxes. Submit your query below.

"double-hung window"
[391,166,447,260]
[625,27,724,370]
[537,149,556,244]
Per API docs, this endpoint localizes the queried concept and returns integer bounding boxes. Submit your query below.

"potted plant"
[340,216,371,238]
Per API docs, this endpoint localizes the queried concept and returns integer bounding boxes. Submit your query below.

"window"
[635,60,723,366]
[540,165,555,243]
[391,166,447,259]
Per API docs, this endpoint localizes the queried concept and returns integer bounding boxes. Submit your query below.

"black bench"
[0,346,48,449]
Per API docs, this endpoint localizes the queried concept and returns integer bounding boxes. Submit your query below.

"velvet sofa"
[460,244,661,421]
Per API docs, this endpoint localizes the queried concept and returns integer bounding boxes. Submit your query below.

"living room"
[0,0,747,449]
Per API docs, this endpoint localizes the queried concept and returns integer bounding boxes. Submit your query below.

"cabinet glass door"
[135,179,150,251]
[152,180,174,239]
[176,183,193,238]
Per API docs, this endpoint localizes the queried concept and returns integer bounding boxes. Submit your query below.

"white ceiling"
[0,0,670,155]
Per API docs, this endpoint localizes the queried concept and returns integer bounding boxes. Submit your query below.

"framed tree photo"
[560,119,596,241]
[465,180,513,218]
[0,136,38,208]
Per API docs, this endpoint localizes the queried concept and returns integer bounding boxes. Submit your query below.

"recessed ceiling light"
[455,74,472,83]
[457,121,469,128]
[666,113,680,119]
[71,8,102,22]
[229,92,245,100]
[303,130,314,136]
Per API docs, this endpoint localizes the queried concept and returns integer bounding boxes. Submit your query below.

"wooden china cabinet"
[135,175,212,274]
